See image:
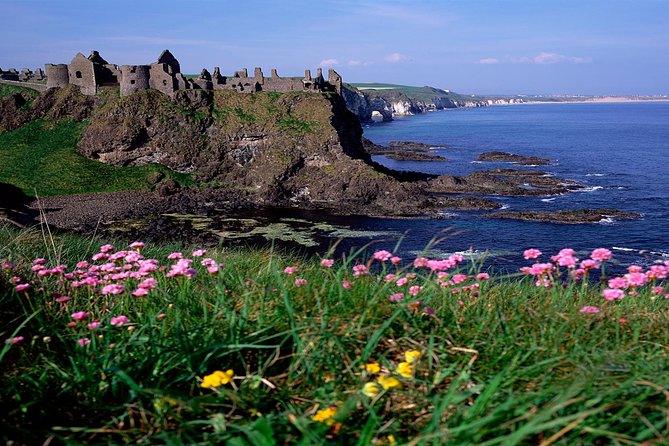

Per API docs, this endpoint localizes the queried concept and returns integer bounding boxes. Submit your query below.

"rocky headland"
[0,83,633,231]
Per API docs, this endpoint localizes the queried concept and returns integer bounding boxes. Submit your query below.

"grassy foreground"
[1,225,667,445]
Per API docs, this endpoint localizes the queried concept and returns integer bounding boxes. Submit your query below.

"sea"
[357,101,669,272]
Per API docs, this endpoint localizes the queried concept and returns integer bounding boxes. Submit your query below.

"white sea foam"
[578,186,604,193]
[541,197,556,203]
[500,204,510,210]
[598,217,616,225]
[586,173,605,177]
[470,161,483,164]
[437,211,459,218]
[612,246,636,252]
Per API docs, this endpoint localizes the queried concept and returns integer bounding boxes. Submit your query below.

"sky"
[1,0,668,96]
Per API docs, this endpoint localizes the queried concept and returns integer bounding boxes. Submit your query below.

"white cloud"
[533,52,592,64]
[319,58,339,67]
[479,57,499,65]
[347,59,374,67]
[384,53,410,63]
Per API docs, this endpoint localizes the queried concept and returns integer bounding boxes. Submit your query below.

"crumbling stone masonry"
[33,49,342,98]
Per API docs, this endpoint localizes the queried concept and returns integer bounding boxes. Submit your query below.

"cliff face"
[76,88,438,215]
[342,85,488,122]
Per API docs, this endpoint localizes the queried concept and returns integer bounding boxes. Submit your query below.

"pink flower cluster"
[2,242,226,346]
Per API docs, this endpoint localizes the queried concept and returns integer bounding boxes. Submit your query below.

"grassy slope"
[0,226,667,444]
[0,119,192,197]
[0,84,40,100]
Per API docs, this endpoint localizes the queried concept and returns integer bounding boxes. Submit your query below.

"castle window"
[130,80,136,85]
[163,80,167,86]
[75,71,82,79]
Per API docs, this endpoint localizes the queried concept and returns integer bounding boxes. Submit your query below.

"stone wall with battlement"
[3,50,343,98]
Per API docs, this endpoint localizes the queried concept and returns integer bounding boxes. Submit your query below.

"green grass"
[0,225,667,444]
[0,83,40,100]
[0,119,193,196]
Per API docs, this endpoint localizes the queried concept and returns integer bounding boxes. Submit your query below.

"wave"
[470,161,483,164]
[586,173,606,177]
[577,186,604,193]
[500,204,511,210]
[541,197,556,203]
[598,217,616,225]
[437,211,459,218]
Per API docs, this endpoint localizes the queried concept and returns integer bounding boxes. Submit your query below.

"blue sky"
[1,0,667,95]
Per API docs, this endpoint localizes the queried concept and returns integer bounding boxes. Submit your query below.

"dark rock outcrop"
[487,209,640,224]
[477,151,550,166]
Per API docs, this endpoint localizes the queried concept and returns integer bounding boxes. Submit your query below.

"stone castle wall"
[6,49,343,98]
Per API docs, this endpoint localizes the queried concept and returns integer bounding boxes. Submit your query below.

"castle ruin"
[34,50,342,97]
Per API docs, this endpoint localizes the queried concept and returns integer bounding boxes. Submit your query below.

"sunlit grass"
[0,225,667,444]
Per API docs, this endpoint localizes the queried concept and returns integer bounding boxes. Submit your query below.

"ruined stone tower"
[120,65,150,96]
[45,64,69,88]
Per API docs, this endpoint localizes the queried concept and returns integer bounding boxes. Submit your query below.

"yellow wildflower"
[365,362,381,374]
[312,406,337,426]
[377,375,401,390]
[200,369,234,388]
[405,350,421,363]
[362,382,380,397]
[396,361,413,379]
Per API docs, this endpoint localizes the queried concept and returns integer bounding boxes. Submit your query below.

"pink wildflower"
[373,250,393,262]
[31,265,44,272]
[101,284,125,295]
[627,265,643,273]
[207,265,219,274]
[624,272,648,287]
[192,249,207,257]
[523,249,542,260]
[15,283,30,292]
[590,248,612,261]
[87,321,101,330]
[579,306,600,314]
[651,286,665,296]
[580,259,599,270]
[452,274,468,284]
[283,266,298,275]
[76,261,90,269]
[9,276,21,283]
[167,252,183,260]
[384,273,397,282]
[413,257,429,268]
[320,259,334,268]
[396,277,408,287]
[33,258,47,265]
[608,277,628,289]
[138,278,157,289]
[342,280,352,289]
[352,264,368,277]
[476,272,490,281]
[2,262,15,269]
[390,256,402,264]
[389,292,404,302]
[129,241,145,250]
[409,285,422,296]
[77,338,91,347]
[71,311,89,321]
[5,336,24,345]
[648,265,668,279]
[132,288,149,297]
[55,296,70,303]
[157,313,166,320]
[110,315,129,327]
[294,278,308,286]
[602,288,625,301]
[91,253,109,261]
[100,244,115,253]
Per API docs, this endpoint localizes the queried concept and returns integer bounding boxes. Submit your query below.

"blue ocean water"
[352,101,669,271]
